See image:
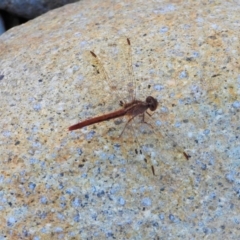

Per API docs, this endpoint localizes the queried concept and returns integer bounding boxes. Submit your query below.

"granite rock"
[0,0,240,239]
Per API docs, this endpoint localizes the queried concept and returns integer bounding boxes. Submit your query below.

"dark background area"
[0,0,79,35]
[0,9,28,34]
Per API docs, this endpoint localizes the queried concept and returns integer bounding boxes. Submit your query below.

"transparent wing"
[117,37,136,103]
[81,49,125,118]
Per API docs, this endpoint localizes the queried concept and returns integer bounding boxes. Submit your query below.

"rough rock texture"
[0,0,78,19]
[0,0,240,239]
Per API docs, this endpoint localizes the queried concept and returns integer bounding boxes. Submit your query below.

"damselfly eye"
[146,96,158,111]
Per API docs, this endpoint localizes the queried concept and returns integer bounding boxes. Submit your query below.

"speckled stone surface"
[0,0,240,239]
